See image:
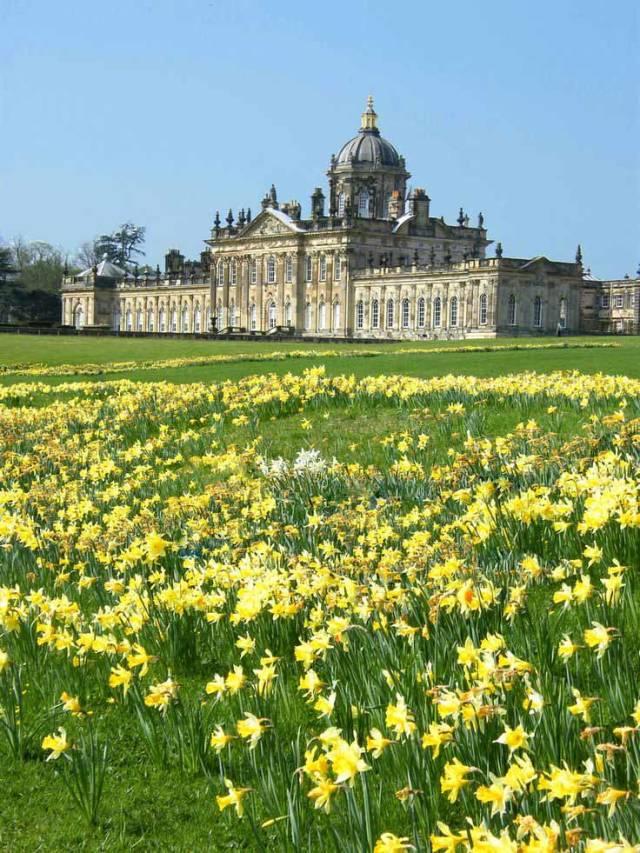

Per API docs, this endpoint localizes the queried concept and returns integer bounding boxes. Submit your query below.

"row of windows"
[354,295,567,330]
[119,304,211,333]
[600,292,636,309]
[355,295,486,330]
[217,255,342,286]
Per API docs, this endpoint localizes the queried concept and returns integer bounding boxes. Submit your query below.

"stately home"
[61,98,638,338]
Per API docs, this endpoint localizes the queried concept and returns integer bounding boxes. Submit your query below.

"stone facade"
[61,98,633,338]
[580,275,640,335]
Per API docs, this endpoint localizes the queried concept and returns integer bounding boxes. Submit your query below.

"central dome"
[335,97,401,167]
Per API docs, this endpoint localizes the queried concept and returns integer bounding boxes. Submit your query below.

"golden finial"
[361,95,378,131]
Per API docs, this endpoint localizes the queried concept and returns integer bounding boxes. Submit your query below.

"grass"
[0,334,638,387]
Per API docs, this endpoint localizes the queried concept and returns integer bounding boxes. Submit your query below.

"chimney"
[412,188,430,229]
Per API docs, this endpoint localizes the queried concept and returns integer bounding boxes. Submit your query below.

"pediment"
[238,208,303,238]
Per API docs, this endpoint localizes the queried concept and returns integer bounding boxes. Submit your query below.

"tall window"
[112,306,121,331]
[479,293,488,325]
[386,298,394,328]
[231,259,237,285]
[450,296,458,327]
[333,300,340,330]
[136,307,143,331]
[401,297,410,329]
[304,302,311,330]
[205,306,211,330]
[194,304,201,332]
[171,307,177,332]
[318,301,326,330]
[417,297,426,328]
[319,255,326,281]
[334,255,341,280]
[147,306,154,332]
[250,259,257,284]
[615,293,624,308]
[337,192,345,216]
[534,295,542,328]
[508,294,516,325]
[217,262,224,286]
[250,303,257,330]
[356,299,364,329]
[181,305,189,332]
[125,308,132,331]
[285,256,293,282]
[358,190,370,218]
[268,301,277,329]
[601,293,610,309]
[559,297,567,329]
[285,300,292,325]
[372,298,380,329]
[267,256,276,284]
[229,300,236,326]
[433,296,441,327]
[305,255,312,282]
[159,306,166,332]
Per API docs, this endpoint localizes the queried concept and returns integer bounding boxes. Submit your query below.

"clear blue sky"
[2,0,638,278]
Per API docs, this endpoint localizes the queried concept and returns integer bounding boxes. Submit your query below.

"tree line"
[0,224,146,324]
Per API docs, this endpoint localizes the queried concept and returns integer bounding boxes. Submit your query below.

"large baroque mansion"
[62,98,639,338]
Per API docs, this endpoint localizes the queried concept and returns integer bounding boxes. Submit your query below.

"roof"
[78,254,128,279]
[336,129,401,167]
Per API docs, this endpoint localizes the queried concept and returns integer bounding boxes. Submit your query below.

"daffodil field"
[1,367,640,851]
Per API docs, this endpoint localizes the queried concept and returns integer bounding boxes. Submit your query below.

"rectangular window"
[250,261,257,284]
[285,256,293,283]
[480,294,488,325]
[305,256,312,282]
[372,299,379,329]
[334,256,341,280]
[319,255,326,281]
[417,298,425,328]
[601,293,610,309]
[615,293,624,308]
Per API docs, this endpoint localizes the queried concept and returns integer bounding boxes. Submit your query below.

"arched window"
[450,296,458,327]
[250,303,257,330]
[229,300,236,327]
[170,307,177,332]
[508,294,517,325]
[217,262,224,286]
[147,306,154,332]
[417,297,426,328]
[337,192,345,217]
[268,300,277,329]
[159,306,166,332]
[194,304,201,332]
[230,259,237,286]
[74,305,85,330]
[285,300,292,325]
[181,305,189,332]
[112,305,121,331]
[217,299,224,328]
[401,297,410,329]
[267,256,276,284]
[559,297,567,329]
[386,298,394,328]
[136,307,143,331]
[319,255,326,281]
[305,255,312,282]
[304,302,311,330]
[318,301,326,330]
[334,255,341,281]
[356,299,364,329]
[285,256,293,283]
[433,296,442,327]
[358,189,370,218]
[333,300,340,330]
[372,298,380,329]
[205,305,211,331]
[250,259,257,284]
[125,307,132,331]
[479,293,488,325]
[534,295,542,328]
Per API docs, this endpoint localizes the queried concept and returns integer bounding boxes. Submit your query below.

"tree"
[1,238,67,323]
[94,223,146,268]
[76,240,99,270]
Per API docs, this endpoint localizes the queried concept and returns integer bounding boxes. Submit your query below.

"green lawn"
[0,334,638,386]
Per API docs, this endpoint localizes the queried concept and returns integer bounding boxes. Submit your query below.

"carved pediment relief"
[239,209,301,239]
